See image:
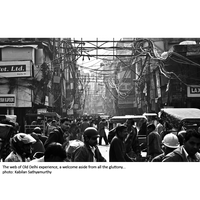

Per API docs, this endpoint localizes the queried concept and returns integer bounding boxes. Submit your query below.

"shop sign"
[0,94,16,107]
[0,61,32,77]
[37,108,47,114]
[187,85,200,97]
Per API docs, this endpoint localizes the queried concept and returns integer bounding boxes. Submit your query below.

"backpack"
[65,139,84,161]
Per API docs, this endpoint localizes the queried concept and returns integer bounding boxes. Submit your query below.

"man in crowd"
[124,119,141,160]
[44,117,71,149]
[80,117,90,141]
[4,133,36,162]
[98,118,109,145]
[163,129,200,162]
[73,127,106,162]
[146,123,162,161]
[152,133,180,162]
[109,124,132,162]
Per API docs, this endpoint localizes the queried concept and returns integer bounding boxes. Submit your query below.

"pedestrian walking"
[109,124,132,162]
[152,133,180,162]
[33,127,47,144]
[80,118,90,141]
[98,118,108,145]
[146,123,162,161]
[73,127,106,162]
[163,129,200,162]
[124,119,141,160]
[4,133,36,162]
[44,117,71,149]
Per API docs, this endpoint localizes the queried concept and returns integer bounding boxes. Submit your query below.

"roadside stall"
[160,108,200,132]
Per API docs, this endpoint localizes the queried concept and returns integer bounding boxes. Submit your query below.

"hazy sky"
[72,35,122,72]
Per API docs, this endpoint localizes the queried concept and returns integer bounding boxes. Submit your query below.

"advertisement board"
[0,94,16,107]
[0,61,32,77]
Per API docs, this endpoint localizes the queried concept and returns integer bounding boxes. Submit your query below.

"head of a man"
[162,133,180,154]
[116,124,128,141]
[147,123,156,134]
[44,142,67,162]
[60,117,71,132]
[125,119,134,129]
[184,129,200,156]
[83,127,99,147]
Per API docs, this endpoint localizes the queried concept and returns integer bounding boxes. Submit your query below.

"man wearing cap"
[163,129,200,162]
[4,133,36,162]
[73,127,106,162]
[109,124,133,162]
[152,133,180,162]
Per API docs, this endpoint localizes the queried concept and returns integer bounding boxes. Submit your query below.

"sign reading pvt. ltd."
[0,94,16,107]
[187,85,200,97]
[0,61,32,77]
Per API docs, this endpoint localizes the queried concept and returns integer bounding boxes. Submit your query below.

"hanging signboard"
[0,94,16,107]
[187,85,200,97]
[0,61,32,77]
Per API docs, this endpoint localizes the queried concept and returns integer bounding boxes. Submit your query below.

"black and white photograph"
[1,38,200,162]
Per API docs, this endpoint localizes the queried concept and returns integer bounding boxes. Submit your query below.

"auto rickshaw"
[160,108,200,132]
[109,115,148,159]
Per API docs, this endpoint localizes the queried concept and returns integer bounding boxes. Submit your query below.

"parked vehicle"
[109,115,148,157]
[160,108,200,132]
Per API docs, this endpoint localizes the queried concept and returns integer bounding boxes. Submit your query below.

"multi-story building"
[0,38,53,130]
[138,38,200,113]
[0,38,81,129]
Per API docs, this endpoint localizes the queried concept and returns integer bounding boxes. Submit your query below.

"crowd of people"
[1,114,200,162]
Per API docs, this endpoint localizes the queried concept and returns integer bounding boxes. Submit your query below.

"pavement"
[97,144,110,161]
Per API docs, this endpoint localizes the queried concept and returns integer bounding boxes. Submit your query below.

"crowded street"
[1,38,200,163]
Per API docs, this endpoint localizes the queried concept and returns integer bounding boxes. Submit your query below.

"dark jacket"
[151,153,165,162]
[73,144,106,162]
[162,146,200,162]
[98,121,106,137]
[125,126,141,155]
[109,136,132,162]
[44,127,65,149]
[147,131,162,157]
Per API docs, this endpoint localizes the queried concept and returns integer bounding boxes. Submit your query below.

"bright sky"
[72,35,122,72]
